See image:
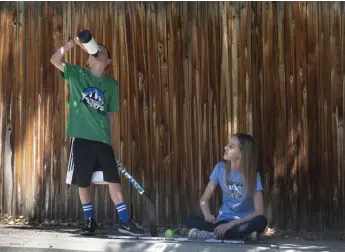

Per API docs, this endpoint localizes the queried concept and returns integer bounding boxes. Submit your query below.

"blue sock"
[82,203,93,220]
[116,202,129,224]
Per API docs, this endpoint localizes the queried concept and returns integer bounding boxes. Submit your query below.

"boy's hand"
[73,37,88,53]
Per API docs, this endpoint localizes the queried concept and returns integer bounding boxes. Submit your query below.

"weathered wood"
[1,2,345,232]
[319,2,332,231]
[251,1,263,184]
[330,1,343,230]
[306,1,320,231]
[187,1,198,218]
[284,2,298,230]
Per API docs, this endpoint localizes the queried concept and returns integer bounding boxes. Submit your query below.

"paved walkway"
[0,225,344,252]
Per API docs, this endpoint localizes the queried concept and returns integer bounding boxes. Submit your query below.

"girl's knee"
[184,214,194,227]
[254,215,268,232]
[184,214,200,228]
[257,215,268,225]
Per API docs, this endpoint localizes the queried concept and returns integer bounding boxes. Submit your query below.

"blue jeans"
[184,214,267,240]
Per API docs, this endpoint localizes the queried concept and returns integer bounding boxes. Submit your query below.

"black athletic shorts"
[67,137,121,187]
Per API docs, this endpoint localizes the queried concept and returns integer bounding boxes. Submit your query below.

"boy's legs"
[71,138,98,235]
[97,141,144,235]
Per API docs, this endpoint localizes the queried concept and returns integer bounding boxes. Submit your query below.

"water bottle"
[77,30,99,56]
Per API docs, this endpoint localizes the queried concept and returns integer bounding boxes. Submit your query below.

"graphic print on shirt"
[80,87,105,115]
[224,180,243,199]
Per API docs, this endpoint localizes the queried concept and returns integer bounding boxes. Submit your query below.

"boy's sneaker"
[80,217,97,236]
[188,228,216,239]
[118,219,145,236]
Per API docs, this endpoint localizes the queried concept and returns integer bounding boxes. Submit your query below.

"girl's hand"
[204,214,217,224]
[214,222,235,239]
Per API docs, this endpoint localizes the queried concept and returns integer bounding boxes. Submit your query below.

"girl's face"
[223,137,242,161]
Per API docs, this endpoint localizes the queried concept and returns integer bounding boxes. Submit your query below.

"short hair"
[98,44,111,59]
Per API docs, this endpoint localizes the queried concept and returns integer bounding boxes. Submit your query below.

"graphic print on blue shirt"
[81,87,105,115]
[210,162,263,222]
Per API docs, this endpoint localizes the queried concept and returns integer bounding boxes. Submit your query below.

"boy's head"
[88,44,111,71]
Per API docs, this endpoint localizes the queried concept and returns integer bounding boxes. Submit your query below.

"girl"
[184,133,267,240]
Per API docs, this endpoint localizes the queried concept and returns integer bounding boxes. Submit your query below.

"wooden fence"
[0,1,344,232]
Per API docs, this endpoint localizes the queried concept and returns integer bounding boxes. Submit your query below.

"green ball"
[164,229,174,238]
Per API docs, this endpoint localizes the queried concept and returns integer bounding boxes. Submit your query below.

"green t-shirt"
[61,62,119,145]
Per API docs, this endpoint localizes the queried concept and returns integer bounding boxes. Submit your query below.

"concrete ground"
[0,225,344,252]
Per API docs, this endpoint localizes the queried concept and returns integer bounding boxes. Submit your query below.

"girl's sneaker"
[188,228,216,239]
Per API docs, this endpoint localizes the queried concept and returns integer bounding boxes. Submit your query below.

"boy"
[50,37,145,236]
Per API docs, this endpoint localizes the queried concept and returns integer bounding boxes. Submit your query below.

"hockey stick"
[115,158,158,237]
[106,235,279,249]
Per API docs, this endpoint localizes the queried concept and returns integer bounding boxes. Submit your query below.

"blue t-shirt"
[210,162,263,222]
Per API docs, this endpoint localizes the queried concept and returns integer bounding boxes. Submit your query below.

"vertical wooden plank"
[342,1,345,229]
[34,2,44,219]
[131,1,148,223]
[156,2,170,224]
[194,1,202,210]
[217,1,231,214]
[24,2,34,218]
[187,1,198,215]
[275,2,288,229]
[271,2,279,228]
[146,2,160,224]
[198,2,211,211]
[127,1,146,222]
[124,1,138,221]
[43,1,55,219]
[262,1,276,226]
[319,2,331,231]
[240,2,252,134]
[14,1,25,216]
[293,2,308,229]
[251,2,263,184]
[306,1,320,231]
[167,1,181,224]
[208,5,220,158]
[208,2,221,212]
[284,2,298,229]
[179,1,190,217]
[118,1,132,218]
[1,2,16,216]
[219,2,231,155]
[60,1,73,220]
[0,2,5,215]
[174,2,186,224]
[330,1,342,230]
[231,3,239,134]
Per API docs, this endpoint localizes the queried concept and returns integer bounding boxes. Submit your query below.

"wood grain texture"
[0,2,345,231]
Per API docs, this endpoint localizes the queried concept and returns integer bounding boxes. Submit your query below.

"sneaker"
[188,228,216,239]
[80,217,97,236]
[118,219,145,236]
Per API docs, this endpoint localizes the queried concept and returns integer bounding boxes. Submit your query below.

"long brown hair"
[224,133,259,199]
